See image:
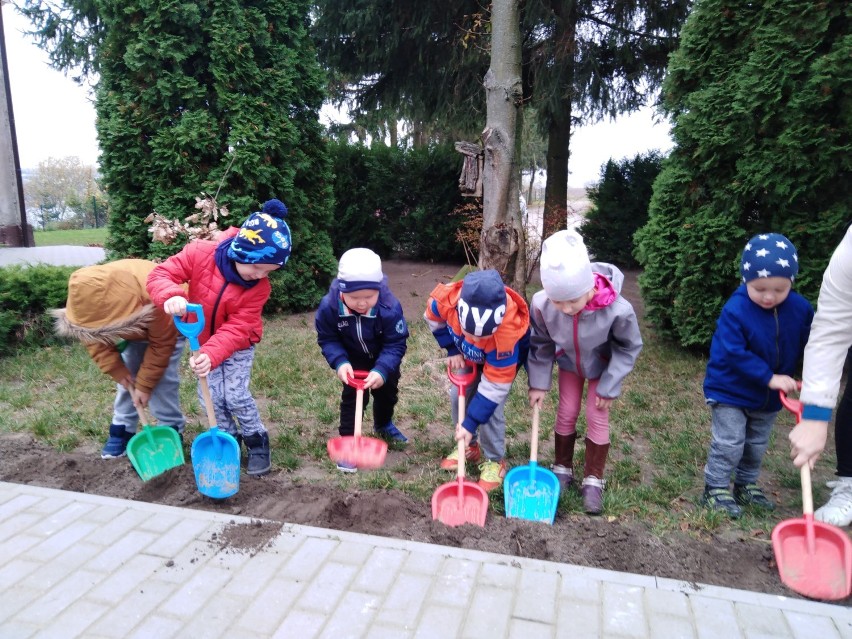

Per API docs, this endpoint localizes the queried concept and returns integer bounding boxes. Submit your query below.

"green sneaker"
[702,487,742,519]
[477,459,507,492]
[734,483,775,511]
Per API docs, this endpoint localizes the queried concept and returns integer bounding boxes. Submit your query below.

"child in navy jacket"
[702,233,813,518]
[315,248,410,471]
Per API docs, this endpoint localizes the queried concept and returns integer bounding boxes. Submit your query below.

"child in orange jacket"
[424,269,530,491]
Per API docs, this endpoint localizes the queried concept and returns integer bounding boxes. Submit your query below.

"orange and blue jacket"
[424,280,530,434]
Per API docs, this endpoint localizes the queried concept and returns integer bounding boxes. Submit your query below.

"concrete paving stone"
[87,553,166,602]
[647,614,696,639]
[139,517,217,558]
[602,583,648,638]
[234,577,304,635]
[507,618,555,639]
[158,564,234,619]
[401,546,446,575]
[374,572,432,628]
[88,503,131,524]
[644,587,692,617]
[280,537,338,581]
[134,511,186,534]
[429,557,479,606]
[126,613,184,639]
[0,492,42,517]
[352,546,407,593]
[0,557,42,587]
[837,618,852,639]
[478,561,521,589]
[690,597,743,639]
[84,578,180,637]
[464,585,513,637]
[179,595,248,639]
[0,511,41,542]
[0,585,41,624]
[30,500,98,535]
[0,620,38,639]
[0,527,43,557]
[83,529,162,572]
[735,602,795,637]
[362,624,414,639]
[272,608,327,638]
[784,609,843,639]
[16,568,105,621]
[38,599,110,638]
[18,541,103,591]
[318,590,380,638]
[413,604,465,639]
[23,518,100,562]
[559,569,602,603]
[295,561,359,614]
[329,538,373,566]
[556,599,600,636]
[221,549,290,597]
[153,538,220,584]
[514,568,560,624]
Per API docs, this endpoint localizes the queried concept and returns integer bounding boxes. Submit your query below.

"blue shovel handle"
[173,303,205,351]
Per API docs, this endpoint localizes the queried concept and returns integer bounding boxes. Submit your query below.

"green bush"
[328,141,467,261]
[0,265,76,356]
[582,151,663,269]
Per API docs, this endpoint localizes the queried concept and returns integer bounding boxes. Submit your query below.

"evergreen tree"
[634,0,850,348]
[22,0,337,310]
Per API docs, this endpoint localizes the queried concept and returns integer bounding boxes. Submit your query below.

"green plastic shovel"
[126,401,184,481]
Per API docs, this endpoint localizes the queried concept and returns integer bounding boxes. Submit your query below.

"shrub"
[0,265,76,356]
[582,151,663,268]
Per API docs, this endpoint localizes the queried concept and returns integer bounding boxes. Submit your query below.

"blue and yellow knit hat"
[740,233,798,283]
[227,199,292,266]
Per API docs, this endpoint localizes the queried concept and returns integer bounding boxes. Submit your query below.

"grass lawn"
[34,227,108,246]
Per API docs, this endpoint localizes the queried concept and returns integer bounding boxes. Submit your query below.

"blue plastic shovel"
[174,303,240,499]
[504,403,560,524]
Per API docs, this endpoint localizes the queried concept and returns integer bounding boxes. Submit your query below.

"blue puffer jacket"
[704,284,813,411]
[315,277,409,380]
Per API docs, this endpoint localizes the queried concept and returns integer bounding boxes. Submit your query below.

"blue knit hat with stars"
[227,199,291,266]
[740,233,799,283]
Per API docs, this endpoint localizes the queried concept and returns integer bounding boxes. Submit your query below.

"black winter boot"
[244,432,271,476]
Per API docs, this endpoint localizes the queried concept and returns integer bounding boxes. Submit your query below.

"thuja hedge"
[0,265,76,357]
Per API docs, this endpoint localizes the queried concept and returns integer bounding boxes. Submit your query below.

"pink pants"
[555,369,610,445]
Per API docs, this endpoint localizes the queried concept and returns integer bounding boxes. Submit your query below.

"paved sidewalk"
[0,482,850,638]
[0,245,105,268]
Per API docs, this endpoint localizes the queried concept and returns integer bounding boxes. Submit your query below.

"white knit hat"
[540,229,595,301]
[337,248,384,292]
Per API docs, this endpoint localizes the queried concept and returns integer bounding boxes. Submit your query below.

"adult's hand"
[789,419,829,469]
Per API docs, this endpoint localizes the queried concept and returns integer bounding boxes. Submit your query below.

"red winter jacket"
[147,230,271,369]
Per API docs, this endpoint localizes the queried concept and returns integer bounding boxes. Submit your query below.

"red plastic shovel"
[327,370,388,469]
[431,363,488,527]
[771,389,852,600]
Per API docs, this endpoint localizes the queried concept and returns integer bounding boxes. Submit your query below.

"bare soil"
[0,259,815,601]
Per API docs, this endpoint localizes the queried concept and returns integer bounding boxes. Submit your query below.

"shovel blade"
[126,426,185,481]
[431,478,488,527]
[191,428,240,499]
[327,436,388,469]
[504,463,560,524]
[771,517,852,600]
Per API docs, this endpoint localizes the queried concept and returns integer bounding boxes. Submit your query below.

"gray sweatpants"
[199,346,267,438]
[703,401,777,488]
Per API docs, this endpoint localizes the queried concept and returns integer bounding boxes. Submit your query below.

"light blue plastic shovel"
[504,403,560,524]
[174,303,240,499]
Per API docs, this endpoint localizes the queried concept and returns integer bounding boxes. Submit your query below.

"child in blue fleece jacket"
[702,233,813,518]
[315,248,409,471]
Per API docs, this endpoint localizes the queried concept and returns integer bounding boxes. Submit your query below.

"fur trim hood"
[52,304,158,346]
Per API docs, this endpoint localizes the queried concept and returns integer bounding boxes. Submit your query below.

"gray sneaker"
[702,487,742,519]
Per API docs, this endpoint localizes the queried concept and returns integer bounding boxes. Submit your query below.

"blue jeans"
[450,368,507,461]
[199,346,267,438]
[113,338,186,431]
[703,401,777,488]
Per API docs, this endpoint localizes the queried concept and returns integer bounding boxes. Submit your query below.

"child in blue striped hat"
[701,232,814,518]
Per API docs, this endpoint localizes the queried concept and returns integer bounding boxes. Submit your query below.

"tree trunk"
[480,0,525,295]
[542,0,577,242]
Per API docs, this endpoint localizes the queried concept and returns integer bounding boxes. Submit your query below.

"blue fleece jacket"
[703,284,813,412]
[315,277,409,380]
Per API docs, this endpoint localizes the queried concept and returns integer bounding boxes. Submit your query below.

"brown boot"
[582,439,610,515]
[553,433,576,491]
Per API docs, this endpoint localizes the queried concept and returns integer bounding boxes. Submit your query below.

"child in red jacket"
[147,199,291,476]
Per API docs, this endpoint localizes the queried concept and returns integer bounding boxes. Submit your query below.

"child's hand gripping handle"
[173,303,205,351]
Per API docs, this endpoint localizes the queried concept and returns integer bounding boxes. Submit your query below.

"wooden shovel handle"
[801,463,814,516]
[354,387,364,438]
[199,376,217,428]
[530,403,540,464]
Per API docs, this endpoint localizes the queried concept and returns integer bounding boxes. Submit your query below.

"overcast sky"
[3,6,673,187]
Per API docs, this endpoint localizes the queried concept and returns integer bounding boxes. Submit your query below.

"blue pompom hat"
[227,199,291,266]
[740,233,799,283]
[458,269,507,337]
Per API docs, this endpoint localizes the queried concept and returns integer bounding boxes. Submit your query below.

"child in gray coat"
[527,229,643,514]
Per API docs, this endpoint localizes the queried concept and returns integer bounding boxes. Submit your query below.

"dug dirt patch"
[0,259,823,602]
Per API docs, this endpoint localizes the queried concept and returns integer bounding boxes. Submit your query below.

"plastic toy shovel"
[431,363,488,527]
[126,399,184,481]
[504,403,560,524]
[174,303,241,499]
[327,370,388,469]
[771,389,852,600]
